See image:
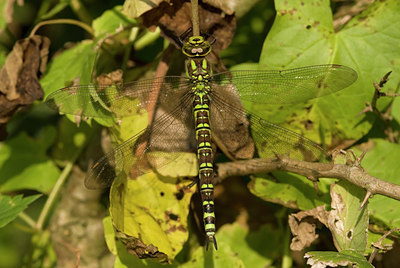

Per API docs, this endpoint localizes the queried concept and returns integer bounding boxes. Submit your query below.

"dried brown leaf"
[0,35,50,139]
[141,0,236,67]
[96,69,124,85]
[289,206,329,251]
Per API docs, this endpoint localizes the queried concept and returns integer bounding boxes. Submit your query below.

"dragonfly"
[45,34,357,250]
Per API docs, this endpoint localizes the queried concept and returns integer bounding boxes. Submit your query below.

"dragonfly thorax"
[186,58,212,94]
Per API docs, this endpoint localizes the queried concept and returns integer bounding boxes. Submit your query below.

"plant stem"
[191,0,200,36]
[30,19,94,37]
[36,161,73,230]
[282,223,293,268]
[18,212,36,229]
[70,0,92,25]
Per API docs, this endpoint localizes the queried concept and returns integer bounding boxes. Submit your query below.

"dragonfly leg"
[178,27,193,45]
[185,177,198,189]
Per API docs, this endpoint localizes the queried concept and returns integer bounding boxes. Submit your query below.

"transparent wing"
[45,76,197,189]
[210,84,330,164]
[85,87,196,189]
[212,65,357,104]
[45,76,190,118]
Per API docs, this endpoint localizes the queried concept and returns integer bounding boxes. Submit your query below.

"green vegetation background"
[0,0,399,267]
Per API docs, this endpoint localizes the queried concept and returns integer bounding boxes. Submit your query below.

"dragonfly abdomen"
[193,92,217,250]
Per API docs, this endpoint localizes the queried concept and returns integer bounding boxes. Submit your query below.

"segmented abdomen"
[193,92,216,244]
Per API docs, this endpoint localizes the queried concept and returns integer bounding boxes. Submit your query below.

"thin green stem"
[36,161,74,230]
[30,19,94,38]
[18,211,36,229]
[70,0,92,25]
[191,0,200,36]
[282,223,293,268]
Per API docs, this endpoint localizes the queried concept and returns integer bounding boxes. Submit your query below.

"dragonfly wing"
[210,87,330,163]
[209,84,255,160]
[85,87,197,189]
[45,76,188,119]
[212,65,357,104]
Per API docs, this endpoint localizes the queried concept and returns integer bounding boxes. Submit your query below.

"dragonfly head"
[182,36,211,58]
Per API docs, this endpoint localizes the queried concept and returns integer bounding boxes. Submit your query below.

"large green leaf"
[362,139,400,229]
[51,117,95,163]
[180,223,280,268]
[328,181,368,254]
[0,127,59,193]
[305,250,373,268]
[109,171,194,263]
[41,41,97,96]
[249,173,331,211]
[252,0,400,147]
[41,41,114,127]
[0,194,41,228]
[391,98,400,124]
[92,5,136,39]
[0,0,8,31]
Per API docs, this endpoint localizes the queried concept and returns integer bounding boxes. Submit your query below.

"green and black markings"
[45,31,357,251]
[183,35,217,249]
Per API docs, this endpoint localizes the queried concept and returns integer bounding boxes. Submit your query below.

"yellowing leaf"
[109,171,194,263]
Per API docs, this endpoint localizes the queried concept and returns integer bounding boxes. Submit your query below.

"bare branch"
[359,71,399,142]
[216,157,400,201]
[368,227,400,263]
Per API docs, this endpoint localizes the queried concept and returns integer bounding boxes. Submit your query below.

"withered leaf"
[0,35,50,139]
[289,206,329,251]
[141,0,236,65]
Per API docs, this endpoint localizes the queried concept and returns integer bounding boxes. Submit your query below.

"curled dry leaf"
[96,69,124,85]
[289,205,329,251]
[140,0,236,67]
[0,35,50,139]
[116,230,169,264]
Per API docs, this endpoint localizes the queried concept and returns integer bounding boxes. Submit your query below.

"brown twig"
[216,157,400,201]
[359,71,399,142]
[368,228,400,263]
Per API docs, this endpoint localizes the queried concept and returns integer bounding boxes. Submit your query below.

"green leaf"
[328,181,368,254]
[180,223,280,268]
[0,194,41,228]
[366,231,394,255]
[0,0,8,30]
[103,216,117,255]
[0,44,6,68]
[362,139,400,229]
[109,172,194,263]
[248,173,331,210]
[0,127,60,193]
[215,223,280,268]
[41,41,115,126]
[51,117,95,162]
[305,250,373,268]
[254,0,400,147]
[181,240,245,268]
[104,217,168,267]
[92,5,136,39]
[41,41,97,96]
[391,98,400,124]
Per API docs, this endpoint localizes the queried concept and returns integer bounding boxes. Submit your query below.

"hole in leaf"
[175,189,184,200]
